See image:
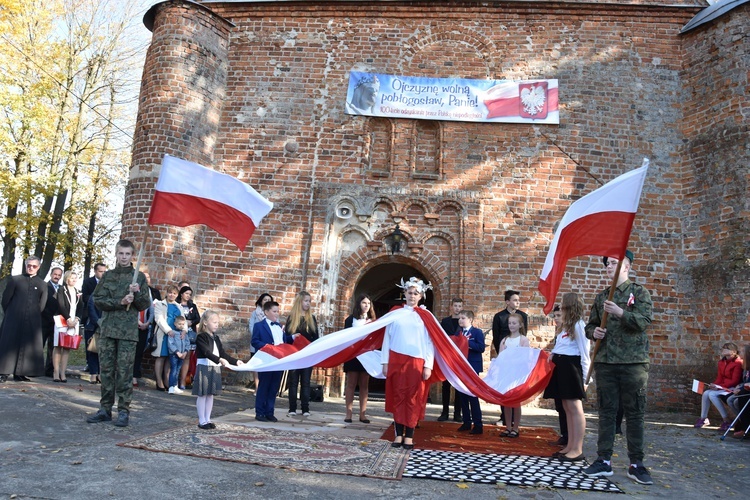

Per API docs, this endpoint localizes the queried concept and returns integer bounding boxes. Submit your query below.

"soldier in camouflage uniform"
[582,250,655,486]
[86,240,151,427]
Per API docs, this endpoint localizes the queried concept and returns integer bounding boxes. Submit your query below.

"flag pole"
[584,257,625,385]
[127,225,150,311]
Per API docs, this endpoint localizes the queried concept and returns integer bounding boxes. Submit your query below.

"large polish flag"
[538,159,649,314]
[147,155,273,251]
[231,306,553,407]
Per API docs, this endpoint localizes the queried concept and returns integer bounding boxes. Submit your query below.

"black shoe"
[0,375,7,383]
[437,413,449,422]
[255,415,269,422]
[457,423,472,432]
[391,441,402,448]
[86,409,112,423]
[549,436,568,446]
[452,414,463,422]
[557,453,586,462]
[198,423,212,430]
[14,375,30,382]
[114,412,129,427]
[402,443,415,450]
[627,465,653,485]
[267,415,278,423]
[207,422,216,429]
[470,426,484,435]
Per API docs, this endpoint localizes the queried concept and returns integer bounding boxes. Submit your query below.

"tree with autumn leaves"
[0,0,150,279]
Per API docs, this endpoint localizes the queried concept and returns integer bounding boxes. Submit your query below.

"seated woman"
[695,342,743,432]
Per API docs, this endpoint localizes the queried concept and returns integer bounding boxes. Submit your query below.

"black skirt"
[343,357,365,372]
[543,354,586,400]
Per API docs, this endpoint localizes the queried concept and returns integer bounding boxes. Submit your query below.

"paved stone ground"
[0,369,746,500]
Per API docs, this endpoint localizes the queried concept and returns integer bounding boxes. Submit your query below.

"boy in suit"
[456,310,486,434]
[251,301,293,422]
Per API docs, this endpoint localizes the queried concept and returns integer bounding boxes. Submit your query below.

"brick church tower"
[124,0,749,409]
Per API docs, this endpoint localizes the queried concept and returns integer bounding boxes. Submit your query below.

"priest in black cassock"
[0,256,48,382]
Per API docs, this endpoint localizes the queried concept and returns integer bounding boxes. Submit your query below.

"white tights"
[196,395,215,425]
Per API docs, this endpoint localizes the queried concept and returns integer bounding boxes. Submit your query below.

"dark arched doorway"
[353,263,434,318]
[352,262,436,396]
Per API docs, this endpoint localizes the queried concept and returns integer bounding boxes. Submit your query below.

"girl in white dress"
[498,313,530,437]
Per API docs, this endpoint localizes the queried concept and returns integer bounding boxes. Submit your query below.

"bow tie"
[270,321,281,327]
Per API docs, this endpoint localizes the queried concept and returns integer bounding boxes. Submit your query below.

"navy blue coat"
[458,326,486,374]
[252,319,293,352]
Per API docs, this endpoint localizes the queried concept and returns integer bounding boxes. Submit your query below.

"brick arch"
[400,27,497,77]
[334,247,448,325]
[435,199,466,217]
[371,196,398,215]
[418,230,458,249]
[397,198,430,215]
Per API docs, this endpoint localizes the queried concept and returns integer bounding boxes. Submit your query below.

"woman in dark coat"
[0,257,47,382]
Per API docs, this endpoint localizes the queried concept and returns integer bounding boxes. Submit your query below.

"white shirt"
[352,317,370,327]
[266,318,284,345]
[381,306,435,370]
[551,319,591,380]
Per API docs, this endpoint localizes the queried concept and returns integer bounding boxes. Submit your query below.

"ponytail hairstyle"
[198,310,220,334]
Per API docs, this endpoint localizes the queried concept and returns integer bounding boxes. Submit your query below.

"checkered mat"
[403,449,623,493]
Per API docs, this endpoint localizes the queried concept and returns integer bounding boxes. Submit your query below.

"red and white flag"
[538,159,649,314]
[147,155,273,251]
[232,306,553,407]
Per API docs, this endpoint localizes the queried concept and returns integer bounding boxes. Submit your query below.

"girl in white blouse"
[543,292,591,462]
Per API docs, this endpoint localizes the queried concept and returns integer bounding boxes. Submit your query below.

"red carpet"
[380,420,561,456]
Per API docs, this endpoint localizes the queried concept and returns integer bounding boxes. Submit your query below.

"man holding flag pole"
[538,159,654,485]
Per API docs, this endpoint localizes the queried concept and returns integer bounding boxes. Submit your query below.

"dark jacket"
[286,315,318,343]
[57,286,84,323]
[252,320,293,352]
[0,272,47,376]
[195,332,239,366]
[460,326,486,373]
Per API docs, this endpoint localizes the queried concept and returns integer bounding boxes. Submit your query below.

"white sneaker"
[173,386,184,394]
[287,411,297,417]
[168,386,175,394]
[302,412,311,417]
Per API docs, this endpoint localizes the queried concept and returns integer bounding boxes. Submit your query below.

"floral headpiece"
[396,276,432,294]
[355,75,380,91]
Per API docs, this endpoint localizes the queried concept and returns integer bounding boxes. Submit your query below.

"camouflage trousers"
[98,336,137,414]
[594,363,649,463]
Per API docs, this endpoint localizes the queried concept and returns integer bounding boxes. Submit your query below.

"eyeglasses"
[26,263,40,269]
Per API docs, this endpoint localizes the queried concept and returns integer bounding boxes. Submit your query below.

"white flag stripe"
[230,308,412,372]
[540,159,649,280]
[156,155,273,225]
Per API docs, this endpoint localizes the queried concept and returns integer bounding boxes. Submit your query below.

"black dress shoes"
[437,413,449,422]
[470,426,484,435]
[457,423,472,432]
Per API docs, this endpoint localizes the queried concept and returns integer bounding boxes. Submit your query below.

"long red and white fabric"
[147,155,273,251]
[232,306,553,407]
[538,159,649,314]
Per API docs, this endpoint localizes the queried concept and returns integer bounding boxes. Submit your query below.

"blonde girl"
[193,310,243,429]
[286,291,319,416]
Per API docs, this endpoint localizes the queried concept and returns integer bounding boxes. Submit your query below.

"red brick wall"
[125,1,748,409]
